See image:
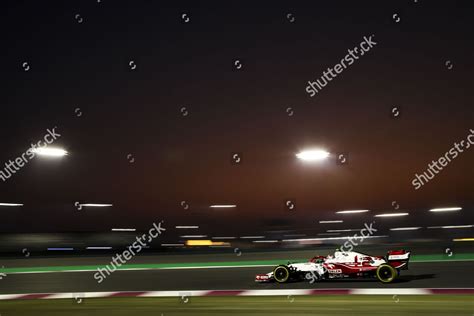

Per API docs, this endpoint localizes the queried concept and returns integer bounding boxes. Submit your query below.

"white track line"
[351,289,431,295]
[239,289,312,296]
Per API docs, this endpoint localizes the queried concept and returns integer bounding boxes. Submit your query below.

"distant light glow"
[389,227,421,231]
[161,243,185,247]
[240,236,265,239]
[32,147,68,157]
[212,236,237,240]
[453,238,474,242]
[111,228,136,232]
[252,240,279,243]
[336,210,370,214]
[296,149,330,161]
[429,207,462,212]
[428,225,473,229]
[86,246,112,250]
[80,204,113,207]
[175,226,199,229]
[47,247,74,251]
[210,205,237,208]
[442,225,473,229]
[319,220,343,224]
[185,240,227,246]
[0,203,23,207]
[327,229,359,232]
[374,212,409,217]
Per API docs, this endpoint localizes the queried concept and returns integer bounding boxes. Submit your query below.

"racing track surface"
[0,261,472,294]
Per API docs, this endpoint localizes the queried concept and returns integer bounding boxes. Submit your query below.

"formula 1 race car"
[255,250,410,284]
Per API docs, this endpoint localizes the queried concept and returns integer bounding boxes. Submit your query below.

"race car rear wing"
[386,250,410,270]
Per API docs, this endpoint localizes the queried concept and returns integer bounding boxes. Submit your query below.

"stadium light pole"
[32,147,68,157]
[296,149,330,162]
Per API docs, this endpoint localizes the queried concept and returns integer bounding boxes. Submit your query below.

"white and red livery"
[255,249,410,284]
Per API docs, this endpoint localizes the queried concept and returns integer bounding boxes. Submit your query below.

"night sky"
[0,0,472,235]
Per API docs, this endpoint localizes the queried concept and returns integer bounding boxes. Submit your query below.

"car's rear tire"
[273,265,290,283]
[376,264,398,283]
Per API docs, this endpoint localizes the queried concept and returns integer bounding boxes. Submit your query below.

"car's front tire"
[376,264,398,283]
[273,265,290,283]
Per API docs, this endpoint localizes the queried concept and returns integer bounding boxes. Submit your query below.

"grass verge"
[1,253,473,274]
